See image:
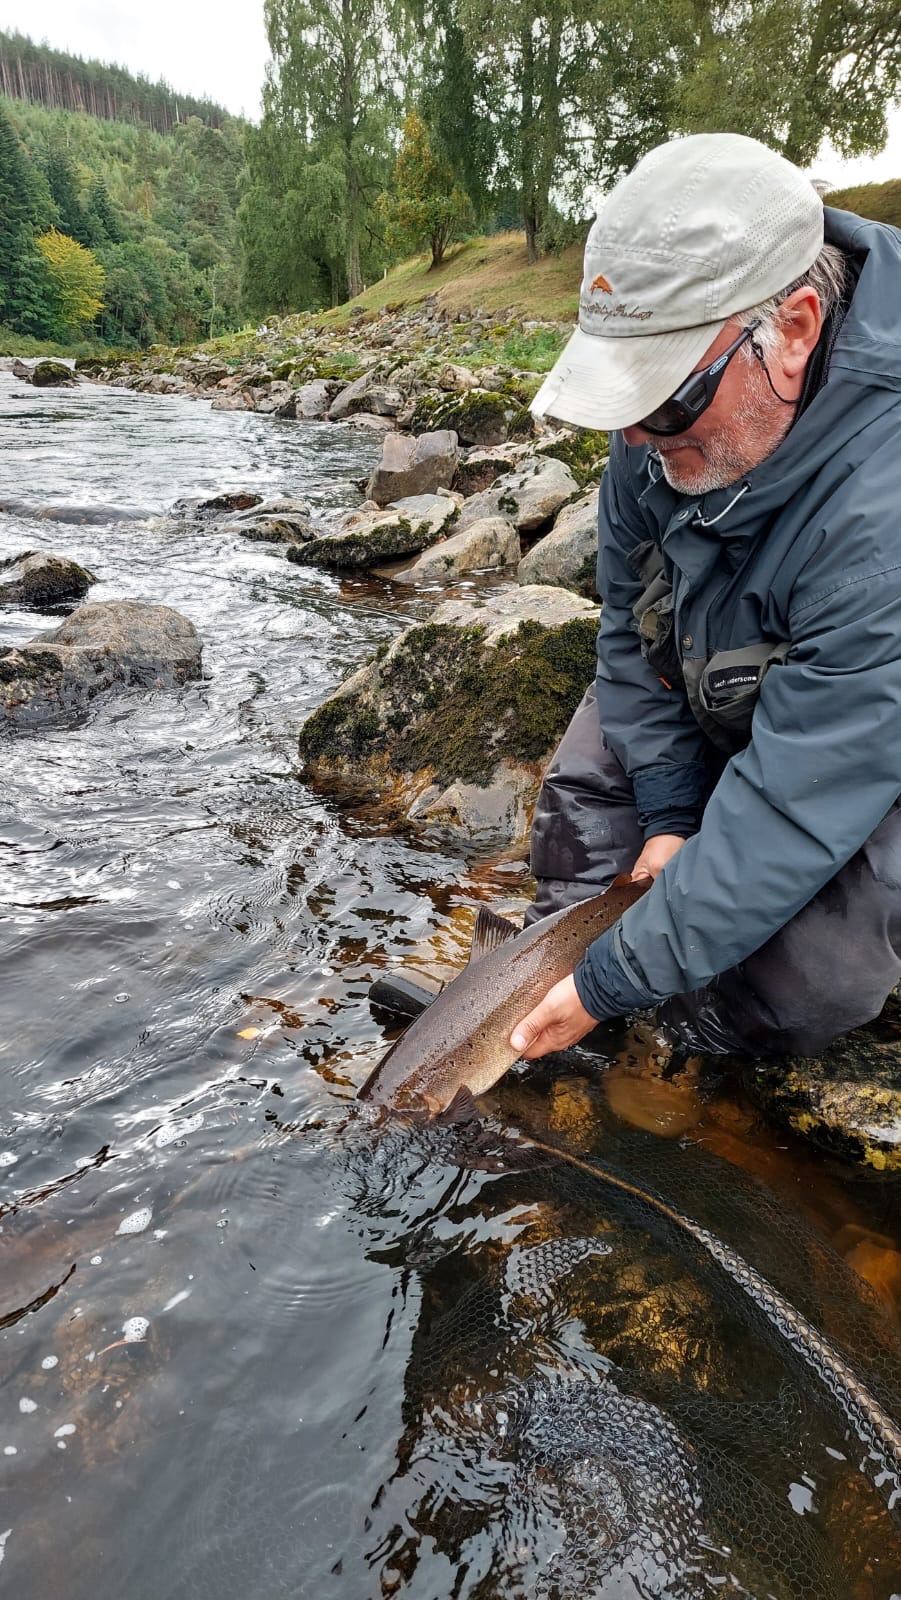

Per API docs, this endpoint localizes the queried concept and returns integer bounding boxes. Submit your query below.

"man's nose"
[622,424,653,447]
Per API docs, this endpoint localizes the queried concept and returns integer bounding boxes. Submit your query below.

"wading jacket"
[574,207,901,1022]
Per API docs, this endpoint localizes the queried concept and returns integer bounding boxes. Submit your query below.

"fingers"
[510,976,597,1061]
[510,1006,551,1058]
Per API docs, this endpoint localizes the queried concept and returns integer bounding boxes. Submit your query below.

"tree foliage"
[0,83,244,345]
[35,227,105,330]
[379,111,473,268]
[254,0,409,304]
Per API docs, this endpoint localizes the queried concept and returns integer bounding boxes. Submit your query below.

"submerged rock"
[0,551,97,610]
[366,430,459,506]
[297,585,599,839]
[393,515,520,583]
[746,992,901,1171]
[0,600,202,728]
[517,486,599,596]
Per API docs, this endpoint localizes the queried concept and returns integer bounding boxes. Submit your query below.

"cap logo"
[589,273,613,294]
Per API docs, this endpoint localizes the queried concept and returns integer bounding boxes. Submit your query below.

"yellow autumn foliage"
[35,226,105,329]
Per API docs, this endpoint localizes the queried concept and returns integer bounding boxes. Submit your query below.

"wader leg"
[659,799,901,1056]
[524,683,643,927]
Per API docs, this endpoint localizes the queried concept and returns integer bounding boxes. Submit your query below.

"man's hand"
[630,832,686,883]
[510,974,597,1061]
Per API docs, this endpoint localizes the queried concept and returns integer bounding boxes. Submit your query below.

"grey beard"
[657,373,793,496]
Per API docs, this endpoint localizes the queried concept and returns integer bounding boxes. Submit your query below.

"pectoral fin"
[434,1085,481,1126]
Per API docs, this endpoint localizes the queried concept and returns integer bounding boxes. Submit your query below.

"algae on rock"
[745,992,901,1171]
[297,594,600,837]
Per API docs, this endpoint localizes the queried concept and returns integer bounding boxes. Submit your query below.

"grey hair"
[735,241,847,359]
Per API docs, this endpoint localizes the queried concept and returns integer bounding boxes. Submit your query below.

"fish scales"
[359,880,647,1112]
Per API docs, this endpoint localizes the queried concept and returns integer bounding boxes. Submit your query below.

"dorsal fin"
[467,907,519,964]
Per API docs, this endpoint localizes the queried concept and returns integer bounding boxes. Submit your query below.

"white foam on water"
[122,1317,149,1342]
[3,1447,16,1456]
[0,1152,17,1167]
[161,1289,191,1313]
[117,1207,152,1235]
[40,1356,58,1370]
[18,1398,36,1415]
[54,1424,75,1438]
[0,1529,10,1565]
[154,1113,204,1149]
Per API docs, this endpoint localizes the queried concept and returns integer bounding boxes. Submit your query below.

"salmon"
[358,877,648,1114]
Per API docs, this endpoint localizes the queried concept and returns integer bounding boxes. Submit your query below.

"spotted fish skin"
[358,880,647,1113]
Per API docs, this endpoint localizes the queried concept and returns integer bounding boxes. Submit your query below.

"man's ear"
[776,286,822,377]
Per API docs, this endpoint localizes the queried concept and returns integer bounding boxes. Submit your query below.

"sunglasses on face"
[637,320,761,436]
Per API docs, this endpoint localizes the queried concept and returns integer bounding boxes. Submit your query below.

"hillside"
[0,29,232,131]
[319,231,584,326]
[0,92,243,350]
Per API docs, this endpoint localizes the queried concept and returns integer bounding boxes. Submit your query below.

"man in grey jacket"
[510,132,901,1062]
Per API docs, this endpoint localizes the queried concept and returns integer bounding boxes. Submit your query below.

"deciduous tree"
[379,111,473,268]
[35,227,105,332]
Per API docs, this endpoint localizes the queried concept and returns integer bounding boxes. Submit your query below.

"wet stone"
[0,551,97,610]
[746,993,901,1170]
[0,600,203,729]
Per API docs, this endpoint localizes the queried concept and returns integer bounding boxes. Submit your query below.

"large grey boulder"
[453,445,526,498]
[457,456,579,535]
[288,493,457,571]
[366,430,460,507]
[0,601,202,728]
[517,486,599,596]
[393,516,520,584]
[12,359,77,387]
[295,380,334,420]
[328,372,403,421]
[297,584,599,840]
[0,551,97,610]
[252,381,297,416]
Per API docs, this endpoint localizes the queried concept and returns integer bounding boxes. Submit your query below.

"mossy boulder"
[297,586,600,838]
[745,992,901,1171]
[288,494,457,571]
[536,428,609,489]
[0,551,97,610]
[408,389,530,447]
[13,359,77,388]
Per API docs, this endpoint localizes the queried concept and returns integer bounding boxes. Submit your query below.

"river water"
[1,371,900,1599]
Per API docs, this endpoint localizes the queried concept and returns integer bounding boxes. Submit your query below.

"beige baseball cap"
[531,133,824,432]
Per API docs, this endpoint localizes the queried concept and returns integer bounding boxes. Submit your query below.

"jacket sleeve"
[597,436,713,839]
[576,490,901,1021]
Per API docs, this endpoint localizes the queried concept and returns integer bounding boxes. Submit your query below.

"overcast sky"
[2,0,900,185]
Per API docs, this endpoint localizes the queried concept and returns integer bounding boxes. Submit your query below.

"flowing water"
[1,369,900,1599]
